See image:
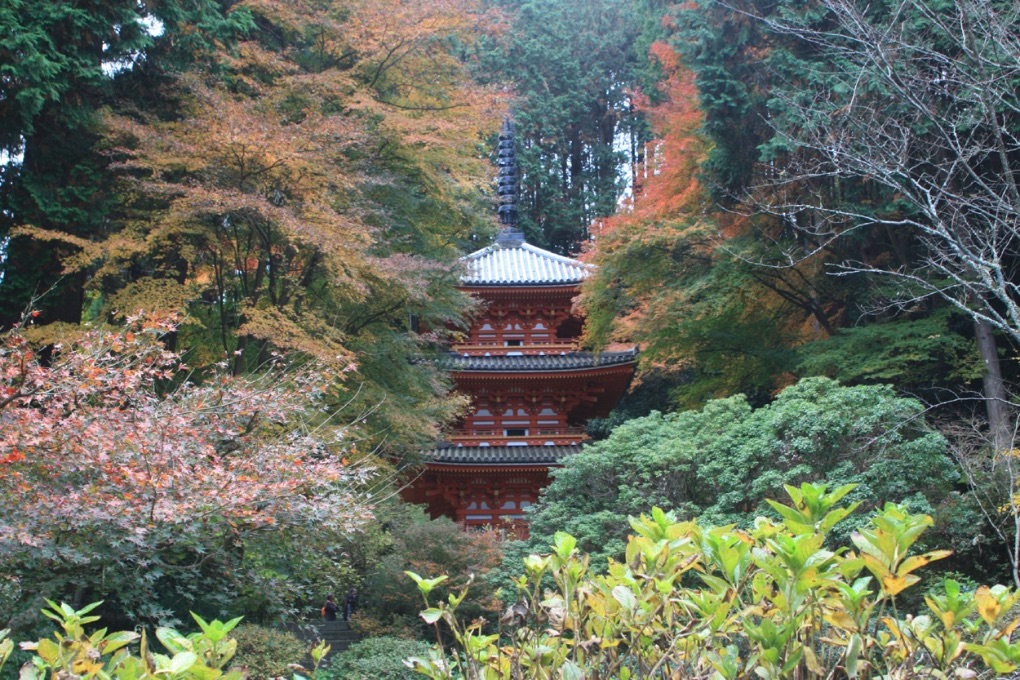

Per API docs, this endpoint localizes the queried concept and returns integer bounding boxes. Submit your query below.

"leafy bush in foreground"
[0,601,245,679]
[409,483,1020,679]
[0,601,329,680]
[228,624,306,679]
[321,636,432,680]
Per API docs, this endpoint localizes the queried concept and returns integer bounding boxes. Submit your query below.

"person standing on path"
[323,593,339,621]
[343,587,358,621]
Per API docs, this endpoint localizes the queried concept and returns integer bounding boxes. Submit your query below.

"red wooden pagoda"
[400,122,636,533]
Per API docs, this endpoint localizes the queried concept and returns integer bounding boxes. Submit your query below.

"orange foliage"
[90,0,506,373]
[580,41,714,349]
[579,39,816,401]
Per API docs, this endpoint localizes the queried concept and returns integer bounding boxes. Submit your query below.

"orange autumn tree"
[49,0,506,451]
[581,40,813,406]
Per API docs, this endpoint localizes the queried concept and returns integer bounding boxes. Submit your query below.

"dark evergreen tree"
[0,0,250,327]
[475,0,658,253]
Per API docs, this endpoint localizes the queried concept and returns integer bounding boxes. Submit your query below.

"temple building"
[400,122,636,534]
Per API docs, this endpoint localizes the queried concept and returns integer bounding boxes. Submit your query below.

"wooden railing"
[451,427,585,437]
[452,342,578,355]
[445,431,588,447]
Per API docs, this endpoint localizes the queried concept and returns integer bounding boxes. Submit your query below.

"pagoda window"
[504,428,528,437]
[556,317,583,339]
[505,339,522,347]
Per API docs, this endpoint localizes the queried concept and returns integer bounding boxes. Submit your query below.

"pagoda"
[400,121,636,534]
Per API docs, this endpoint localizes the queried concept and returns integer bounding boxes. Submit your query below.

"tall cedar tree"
[581,41,807,406]
[0,0,252,327]
[474,0,655,253]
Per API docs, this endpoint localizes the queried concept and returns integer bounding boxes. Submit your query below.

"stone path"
[284,620,359,663]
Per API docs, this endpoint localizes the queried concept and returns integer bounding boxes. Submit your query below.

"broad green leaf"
[612,586,637,611]
[169,651,198,675]
[101,630,139,655]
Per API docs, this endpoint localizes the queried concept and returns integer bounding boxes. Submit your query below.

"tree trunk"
[974,316,1010,451]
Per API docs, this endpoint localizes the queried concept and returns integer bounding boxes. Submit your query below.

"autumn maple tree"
[580,40,798,405]
[1,0,505,456]
[0,315,375,628]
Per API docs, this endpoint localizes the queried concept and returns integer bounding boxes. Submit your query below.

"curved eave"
[450,363,637,378]
[424,464,560,473]
[455,285,583,304]
[459,282,582,290]
[441,349,639,373]
[422,444,578,467]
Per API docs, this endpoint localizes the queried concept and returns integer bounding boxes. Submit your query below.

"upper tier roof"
[461,233,592,286]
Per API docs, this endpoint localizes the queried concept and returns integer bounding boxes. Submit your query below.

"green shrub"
[409,483,1020,679]
[354,505,503,640]
[513,378,995,582]
[320,636,432,680]
[0,600,244,680]
[228,624,306,679]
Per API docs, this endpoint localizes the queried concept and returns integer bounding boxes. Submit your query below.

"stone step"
[283,621,360,662]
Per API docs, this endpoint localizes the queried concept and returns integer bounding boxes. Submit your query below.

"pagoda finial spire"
[496,118,525,247]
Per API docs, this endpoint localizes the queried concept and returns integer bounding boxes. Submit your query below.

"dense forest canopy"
[3,0,1020,676]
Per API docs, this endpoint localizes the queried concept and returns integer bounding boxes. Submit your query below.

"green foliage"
[797,310,985,389]
[474,0,656,252]
[521,378,959,569]
[233,532,361,626]
[5,601,244,680]
[0,0,252,326]
[353,505,503,640]
[410,485,1020,679]
[321,636,432,680]
[227,624,306,680]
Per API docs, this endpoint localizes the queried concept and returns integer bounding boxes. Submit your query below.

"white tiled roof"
[461,241,592,285]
